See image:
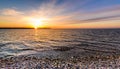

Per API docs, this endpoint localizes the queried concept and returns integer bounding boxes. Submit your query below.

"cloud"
[36,0,120,24]
[0,8,23,16]
[80,15,120,22]
[77,6,120,23]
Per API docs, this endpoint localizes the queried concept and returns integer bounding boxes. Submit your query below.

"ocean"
[0,29,120,59]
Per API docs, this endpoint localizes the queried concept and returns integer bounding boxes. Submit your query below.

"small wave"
[53,46,75,51]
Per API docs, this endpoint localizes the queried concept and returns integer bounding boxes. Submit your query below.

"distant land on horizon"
[0,27,51,29]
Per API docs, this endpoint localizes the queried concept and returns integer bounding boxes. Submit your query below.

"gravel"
[0,55,120,69]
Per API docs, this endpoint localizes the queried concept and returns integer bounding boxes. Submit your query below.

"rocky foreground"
[0,55,120,69]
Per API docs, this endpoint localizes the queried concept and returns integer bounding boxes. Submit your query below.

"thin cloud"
[77,6,120,23]
[0,8,23,16]
[80,15,120,22]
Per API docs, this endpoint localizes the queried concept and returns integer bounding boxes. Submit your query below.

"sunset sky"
[0,0,120,29]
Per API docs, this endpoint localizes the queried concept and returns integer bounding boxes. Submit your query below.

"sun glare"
[30,18,43,29]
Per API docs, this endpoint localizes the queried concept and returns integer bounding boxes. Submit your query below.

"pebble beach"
[0,55,120,69]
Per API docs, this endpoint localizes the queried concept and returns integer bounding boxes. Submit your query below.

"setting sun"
[30,18,43,29]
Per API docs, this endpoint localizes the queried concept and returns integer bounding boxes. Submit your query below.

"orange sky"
[0,0,120,29]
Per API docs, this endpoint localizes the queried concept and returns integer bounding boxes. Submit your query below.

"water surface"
[0,29,120,59]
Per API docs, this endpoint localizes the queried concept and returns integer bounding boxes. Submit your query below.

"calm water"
[0,29,120,58]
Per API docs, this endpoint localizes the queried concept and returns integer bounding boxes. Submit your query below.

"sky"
[0,0,120,28]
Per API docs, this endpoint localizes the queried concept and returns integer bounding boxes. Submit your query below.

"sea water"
[0,29,120,59]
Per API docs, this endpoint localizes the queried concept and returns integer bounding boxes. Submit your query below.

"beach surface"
[0,55,120,69]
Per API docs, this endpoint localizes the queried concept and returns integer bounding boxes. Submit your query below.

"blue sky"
[0,0,120,11]
[0,0,120,28]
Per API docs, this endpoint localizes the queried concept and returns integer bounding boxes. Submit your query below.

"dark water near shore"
[0,29,120,59]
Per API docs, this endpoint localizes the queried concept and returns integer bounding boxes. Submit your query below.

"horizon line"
[0,27,120,29]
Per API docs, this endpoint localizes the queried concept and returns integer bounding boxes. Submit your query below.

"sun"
[30,18,43,29]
